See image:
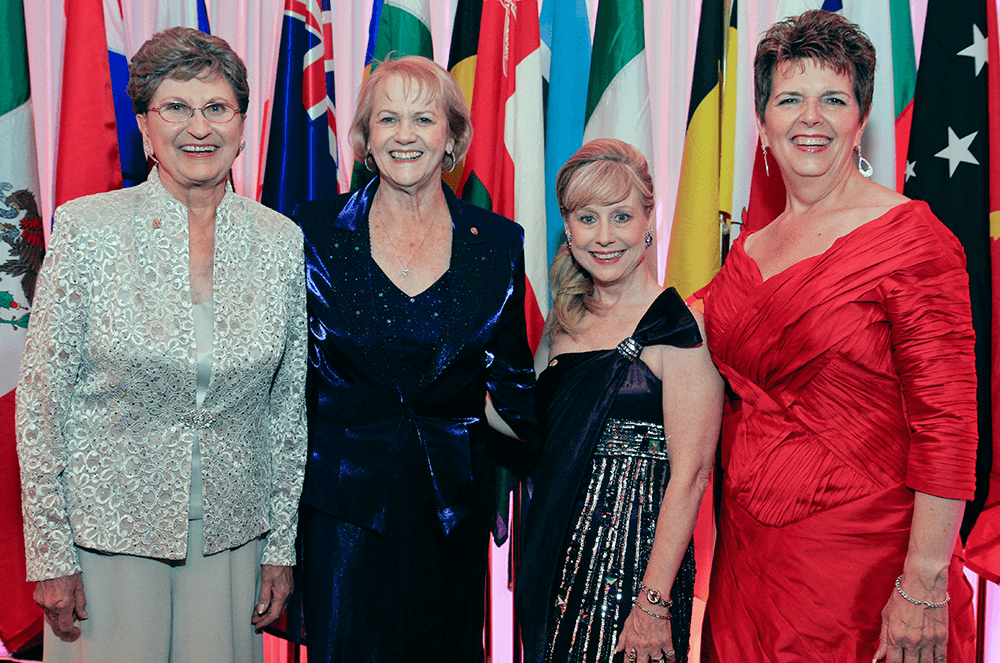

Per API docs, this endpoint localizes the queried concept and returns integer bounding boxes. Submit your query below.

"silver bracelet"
[637,581,674,609]
[634,601,671,620]
[895,575,950,609]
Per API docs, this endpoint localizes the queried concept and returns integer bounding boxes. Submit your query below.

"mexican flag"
[0,0,44,653]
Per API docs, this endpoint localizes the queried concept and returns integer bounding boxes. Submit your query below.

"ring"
[628,648,637,662]
[665,651,676,659]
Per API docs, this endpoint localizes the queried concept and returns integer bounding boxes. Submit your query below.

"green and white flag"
[582,0,653,171]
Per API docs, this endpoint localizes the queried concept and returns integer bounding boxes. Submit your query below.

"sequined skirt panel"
[544,419,695,663]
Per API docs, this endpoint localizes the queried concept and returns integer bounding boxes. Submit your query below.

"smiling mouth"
[792,137,832,147]
[180,145,219,153]
[390,150,422,160]
[591,250,625,261]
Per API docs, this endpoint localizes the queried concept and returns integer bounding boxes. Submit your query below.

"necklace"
[376,213,437,278]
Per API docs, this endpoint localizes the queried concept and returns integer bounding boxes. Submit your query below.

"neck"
[591,259,660,310]
[373,177,448,227]
[781,161,864,217]
[158,170,228,225]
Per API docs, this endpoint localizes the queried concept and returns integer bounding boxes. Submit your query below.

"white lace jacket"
[16,170,307,581]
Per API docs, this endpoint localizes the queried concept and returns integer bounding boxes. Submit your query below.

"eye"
[576,214,596,225]
[777,97,799,105]
[824,96,847,105]
[166,102,190,112]
[613,212,632,224]
[416,116,433,124]
[378,115,396,123]
[205,103,226,113]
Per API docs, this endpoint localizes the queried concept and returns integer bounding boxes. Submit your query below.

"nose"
[395,118,417,143]
[595,220,614,245]
[799,98,822,126]
[185,111,212,138]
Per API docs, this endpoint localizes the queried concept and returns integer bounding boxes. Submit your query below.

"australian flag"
[261,0,339,216]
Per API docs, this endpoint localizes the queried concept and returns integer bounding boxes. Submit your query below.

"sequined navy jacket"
[295,179,540,535]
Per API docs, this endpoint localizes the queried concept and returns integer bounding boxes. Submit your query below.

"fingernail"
[257,603,267,615]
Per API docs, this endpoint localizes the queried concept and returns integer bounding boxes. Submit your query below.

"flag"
[890,0,917,193]
[539,0,590,266]
[350,0,434,192]
[460,0,547,348]
[964,0,1000,583]
[902,0,991,541]
[442,0,481,194]
[54,0,123,209]
[260,0,338,217]
[582,0,653,169]
[664,0,723,301]
[0,0,44,652]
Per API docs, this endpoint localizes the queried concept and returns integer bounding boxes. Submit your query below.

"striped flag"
[903,0,991,542]
[0,0,44,652]
[964,0,1000,584]
[890,0,917,193]
[54,0,123,209]
[664,0,723,300]
[442,0,481,194]
[460,0,547,347]
[260,0,338,217]
[539,0,591,266]
[582,0,653,170]
[350,0,434,191]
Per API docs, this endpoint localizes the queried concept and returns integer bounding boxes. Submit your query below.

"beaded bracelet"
[634,602,671,620]
[895,575,951,609]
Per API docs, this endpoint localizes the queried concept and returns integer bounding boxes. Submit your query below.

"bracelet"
[895,575,950,609]
[634,601,671,620]
[637,581,674,610]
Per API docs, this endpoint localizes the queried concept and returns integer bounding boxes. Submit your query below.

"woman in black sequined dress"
[515,139,723,663]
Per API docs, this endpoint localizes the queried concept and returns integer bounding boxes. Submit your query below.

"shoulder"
[52,186,147,242]
[451,196,524,248]
[230,194,302,246]
[886,200,967,265]
[293,190,358,240]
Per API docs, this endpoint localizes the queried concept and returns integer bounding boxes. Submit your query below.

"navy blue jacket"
[295,179,540,535]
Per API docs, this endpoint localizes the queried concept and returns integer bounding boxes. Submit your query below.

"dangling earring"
[857,148,873,178]
[565,231,573,248]
[144,143,158,165]
[443,152,456,173]
[644,230,653,249]
[237,141,246,156]
[364,152,378,172]
[762,145,770,177]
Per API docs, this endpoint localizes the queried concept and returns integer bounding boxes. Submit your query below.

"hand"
[252,564,293,630]
[34,573,88,642]
[873,584,948,662]
[614,604,675,663]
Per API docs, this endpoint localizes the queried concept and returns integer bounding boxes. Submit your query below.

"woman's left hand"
[252,564,293,630]
[614,606,675,663]
[873,587,948,662]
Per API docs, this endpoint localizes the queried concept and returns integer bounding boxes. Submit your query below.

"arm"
[16,207,92,638]
[254,228,308,627]
[616,309,724,660]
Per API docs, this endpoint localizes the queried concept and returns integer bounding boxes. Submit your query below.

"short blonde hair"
[548,139,654,337]
[349,55,473,166]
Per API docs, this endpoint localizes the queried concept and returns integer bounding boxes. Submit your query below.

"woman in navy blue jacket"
[293,55,539,662]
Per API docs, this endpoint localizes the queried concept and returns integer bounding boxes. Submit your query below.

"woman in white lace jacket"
[15,27,306,662]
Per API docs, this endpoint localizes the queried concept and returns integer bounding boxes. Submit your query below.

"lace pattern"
[16,169,308,580]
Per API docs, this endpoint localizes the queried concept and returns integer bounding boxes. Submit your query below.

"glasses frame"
[148,101,242,124]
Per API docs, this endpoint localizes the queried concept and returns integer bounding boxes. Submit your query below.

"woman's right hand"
[35,573,88,642]
[614,605,675,663]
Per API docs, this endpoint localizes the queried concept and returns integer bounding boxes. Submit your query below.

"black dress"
[516,289,702,663]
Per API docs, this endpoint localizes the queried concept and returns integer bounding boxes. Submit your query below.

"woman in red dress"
[698,11,977,662]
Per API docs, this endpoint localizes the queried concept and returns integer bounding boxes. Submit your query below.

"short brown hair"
[754,10,875,120]
[349,55,473,164]
[127,27,249,115]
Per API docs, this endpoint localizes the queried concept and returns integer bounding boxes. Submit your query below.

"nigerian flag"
[582,0,653,170]
[351,0,435,191]
[1,0,44,652]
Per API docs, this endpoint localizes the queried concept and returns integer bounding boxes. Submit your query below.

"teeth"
[793,137,831,147]
[390,151,422,160]
[592,251,625,260]
[181,145,218,153]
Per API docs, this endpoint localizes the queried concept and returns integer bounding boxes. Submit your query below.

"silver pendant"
[401,267,410,277]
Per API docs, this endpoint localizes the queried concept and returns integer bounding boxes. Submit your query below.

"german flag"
[664,0,723,300]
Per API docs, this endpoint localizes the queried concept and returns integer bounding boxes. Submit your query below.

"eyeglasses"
[149,101,240,124]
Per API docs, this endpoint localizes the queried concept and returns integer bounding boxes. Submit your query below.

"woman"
[697,11,977,662]
[516,139,723,663]
[294,55,539,662]
[16,27,307,662]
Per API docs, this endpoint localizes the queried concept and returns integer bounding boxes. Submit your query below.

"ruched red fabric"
[699,200,978,662]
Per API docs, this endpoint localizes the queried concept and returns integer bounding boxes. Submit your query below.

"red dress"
[700,201,978,662]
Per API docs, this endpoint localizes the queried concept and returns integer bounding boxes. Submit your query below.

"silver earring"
[443,152,456,173]
[237,141,246,156]
[364,152,378,172]
[762,145,770,177]
[565,231,572,247]
[857,149,873,178]
[144,143,158,164]
[644,230,653,248]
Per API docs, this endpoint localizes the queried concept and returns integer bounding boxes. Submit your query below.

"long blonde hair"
[548,139,654,337]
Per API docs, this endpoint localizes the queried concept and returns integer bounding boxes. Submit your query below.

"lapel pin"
[470,227,478,235]
[152,218,162,229]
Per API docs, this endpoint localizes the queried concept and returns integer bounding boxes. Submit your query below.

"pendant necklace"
[377,213,437,278]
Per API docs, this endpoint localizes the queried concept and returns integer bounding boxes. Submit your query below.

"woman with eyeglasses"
[16,27,307,663]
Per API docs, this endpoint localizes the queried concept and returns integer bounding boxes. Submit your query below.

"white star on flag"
[905,161,916,182]
[957,23,987,76]
[934,127,980,176]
